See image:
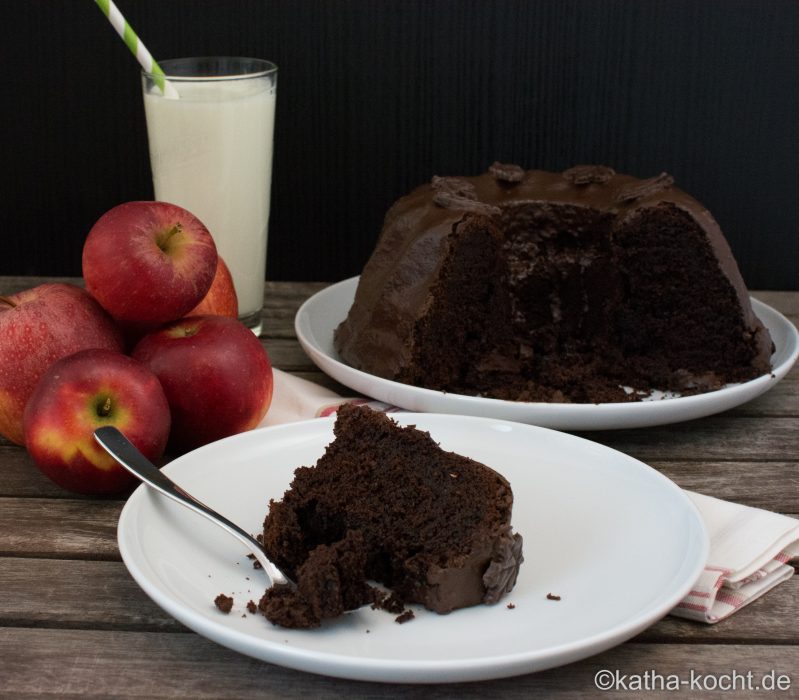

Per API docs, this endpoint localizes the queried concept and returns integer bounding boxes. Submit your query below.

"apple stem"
[98,396,112,417]
[0,295,17,309]
[156,224,183,253]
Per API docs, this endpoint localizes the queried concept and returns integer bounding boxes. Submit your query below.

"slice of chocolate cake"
[259,404,524,629]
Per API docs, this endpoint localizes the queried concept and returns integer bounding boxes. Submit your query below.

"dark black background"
[2,1,797,288]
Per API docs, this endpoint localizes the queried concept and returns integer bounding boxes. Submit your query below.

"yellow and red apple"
[132,315,273,452]
[82,201,218,332]
[23,349,171,495]
[0,283,124,445]
[186,256,238,318]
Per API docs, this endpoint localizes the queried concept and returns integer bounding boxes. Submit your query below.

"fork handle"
[94,426,289,587]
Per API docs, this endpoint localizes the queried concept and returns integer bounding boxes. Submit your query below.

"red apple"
[82,201,218,331]
[23,349,171,495]
[132,316,273,451]
[0,283,124,445]
[186,256,238,318]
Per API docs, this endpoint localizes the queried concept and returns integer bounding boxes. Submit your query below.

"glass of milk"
[142,57,277,336]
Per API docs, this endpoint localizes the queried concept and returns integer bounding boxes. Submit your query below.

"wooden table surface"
[1,277,797,699]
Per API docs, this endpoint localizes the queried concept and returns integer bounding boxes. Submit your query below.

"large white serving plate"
[295,277,798,430]
[118,414,708,683]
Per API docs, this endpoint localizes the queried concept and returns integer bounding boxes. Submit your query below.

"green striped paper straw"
[94,0,179,99]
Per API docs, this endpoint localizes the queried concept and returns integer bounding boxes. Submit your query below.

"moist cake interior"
[406,201,767,402]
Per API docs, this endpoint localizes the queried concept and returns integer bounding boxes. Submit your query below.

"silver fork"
[94,426,290,587]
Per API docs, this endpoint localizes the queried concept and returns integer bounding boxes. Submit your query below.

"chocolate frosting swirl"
[563,164,616,185]
[482,529,524,604]
[616,172,674,202]
[489,161,526,183]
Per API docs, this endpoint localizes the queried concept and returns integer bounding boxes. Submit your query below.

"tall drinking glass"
[142,57,277,336]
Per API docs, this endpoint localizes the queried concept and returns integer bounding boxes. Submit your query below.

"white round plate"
[118,414,708,683]
[295,277,798,430]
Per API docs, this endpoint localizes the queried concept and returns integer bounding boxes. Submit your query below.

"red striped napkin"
[670,491,799,623]
[260,369,799,624]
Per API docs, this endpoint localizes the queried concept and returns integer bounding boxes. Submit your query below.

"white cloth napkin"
[259,369,799,624]
[671,492,799,622]
[260,369,398,426]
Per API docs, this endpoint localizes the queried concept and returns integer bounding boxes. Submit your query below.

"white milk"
[144,78,276,323]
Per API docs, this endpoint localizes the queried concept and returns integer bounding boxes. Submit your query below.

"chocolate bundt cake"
[334,164,773,403]
[259,404,523,628]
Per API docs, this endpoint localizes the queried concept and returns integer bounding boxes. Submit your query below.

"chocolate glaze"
[335,165,772,399]
[483,528,525,604]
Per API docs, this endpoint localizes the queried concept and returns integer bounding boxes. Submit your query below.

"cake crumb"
[546,593,561,601]
[395,610,415,624]
[246,553,263,569]
[214,594,234,613]
[507,602,516,609]
[247,600,257,614]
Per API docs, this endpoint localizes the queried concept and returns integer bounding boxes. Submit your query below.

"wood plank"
[753,291,799,316]
[0,498,122,560]
[0,558,184,632]
[263,280,327,301]
[1,629,797,698]
[262,337,319,371]
[729,377,799,416]
[585,416,799,462]
[649,461,799,513]
[4,448,799,512]
[262,280,327,339]
[640,575,799,643]
[1,558,796,644]
[289,370,356,396]
[0,448,71,499]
